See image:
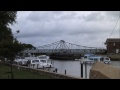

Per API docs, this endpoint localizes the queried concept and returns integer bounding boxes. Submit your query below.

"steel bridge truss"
[21,40,106,54]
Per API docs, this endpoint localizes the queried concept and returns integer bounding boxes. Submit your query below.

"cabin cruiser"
[14,55,52,67]
[14,56,23,64]
[14,56,28,66]
[13,56,37,65]
[29,59,53,68]
[82,54,111,64]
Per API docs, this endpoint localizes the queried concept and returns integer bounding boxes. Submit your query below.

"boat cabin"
[84,54,95,59]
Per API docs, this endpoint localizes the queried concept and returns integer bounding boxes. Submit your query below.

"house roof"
[106,38,120,42]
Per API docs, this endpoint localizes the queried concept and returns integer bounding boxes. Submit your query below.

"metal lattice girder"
[21,49,106,54]
[21,40,106,54]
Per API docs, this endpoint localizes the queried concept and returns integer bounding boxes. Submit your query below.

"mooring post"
[55,68,57,73]
[65,70,66,75]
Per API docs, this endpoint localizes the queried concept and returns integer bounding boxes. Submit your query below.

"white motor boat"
[14,55,52,67]
[30,59,53,68]
[82,54,111,64]
[14,56,37,66]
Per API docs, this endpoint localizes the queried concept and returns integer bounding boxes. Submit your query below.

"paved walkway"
[110,61,120,69]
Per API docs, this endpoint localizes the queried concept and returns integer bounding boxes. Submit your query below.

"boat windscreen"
[32,60,39,63]
[40,60,47,63]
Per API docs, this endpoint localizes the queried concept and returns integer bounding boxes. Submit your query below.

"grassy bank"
[0,63,52,79]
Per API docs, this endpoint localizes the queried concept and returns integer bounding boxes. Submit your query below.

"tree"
[0,11,17,60]
[0,11,17,26]
[0,11,36,79]
[21,43,35,50]
[0,11,18,79]
[0,11,35,60]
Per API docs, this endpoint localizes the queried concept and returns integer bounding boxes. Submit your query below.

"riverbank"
[0,63,52,79]
[0,62,82,79]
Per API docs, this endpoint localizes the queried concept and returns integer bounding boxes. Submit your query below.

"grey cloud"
[105,11,119,17]
[59,12,77,20]
[67,19,115,36]
[11,11,119,48]
[27,11,78,23]
[50,11,64,15]
[103,11,119,21]
[83,12,105,21]
[27,11,55,22]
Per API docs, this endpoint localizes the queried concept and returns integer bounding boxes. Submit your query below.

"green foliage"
[0,11,17,26]
[0,11,17,60]
[21,43,35,50]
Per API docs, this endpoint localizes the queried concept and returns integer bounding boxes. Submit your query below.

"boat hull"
[49,53,81,60]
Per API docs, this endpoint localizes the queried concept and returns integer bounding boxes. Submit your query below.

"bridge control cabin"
[105,38,120,54]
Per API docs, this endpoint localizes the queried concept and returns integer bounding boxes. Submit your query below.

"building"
[105,38,120,54]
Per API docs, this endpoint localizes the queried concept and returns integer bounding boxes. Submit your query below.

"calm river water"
[43,59,120,79]
[45,59,93,78]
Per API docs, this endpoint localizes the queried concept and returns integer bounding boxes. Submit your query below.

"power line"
[109,14,120,38]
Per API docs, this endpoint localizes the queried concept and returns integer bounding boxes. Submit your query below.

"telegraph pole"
[80,59,83,78]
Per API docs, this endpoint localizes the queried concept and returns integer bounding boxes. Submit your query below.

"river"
[44,59,92,78]
[29,59,120,79]
[44,59,120,79]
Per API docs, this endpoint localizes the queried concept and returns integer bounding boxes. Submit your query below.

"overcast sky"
[11,11,120,48]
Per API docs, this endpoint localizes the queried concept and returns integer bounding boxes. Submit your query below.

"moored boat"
[82,54,111,64]
[49,53,81,60]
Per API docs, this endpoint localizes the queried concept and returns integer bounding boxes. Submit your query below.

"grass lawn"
[0,63,52,79]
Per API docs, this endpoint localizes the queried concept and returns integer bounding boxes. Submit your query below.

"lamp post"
[85,61,87,79]
[80,58,83,78]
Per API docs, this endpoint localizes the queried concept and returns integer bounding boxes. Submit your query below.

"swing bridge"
[21,40,106,55]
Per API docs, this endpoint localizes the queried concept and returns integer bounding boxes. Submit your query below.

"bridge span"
[21,40,106,55]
